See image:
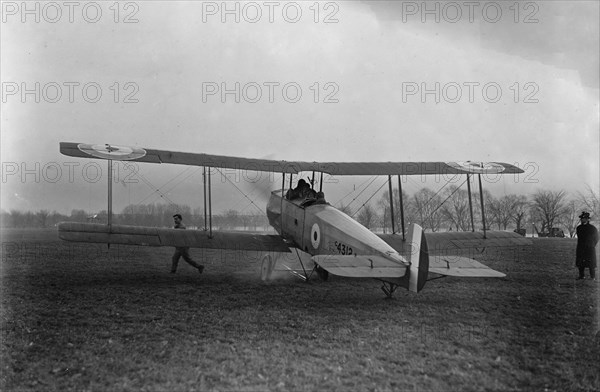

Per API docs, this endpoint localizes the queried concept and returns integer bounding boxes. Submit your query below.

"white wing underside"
[429,255,506,277]
[311,255,407,278]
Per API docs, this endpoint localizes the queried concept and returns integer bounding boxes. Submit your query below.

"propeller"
[239,154,280,206]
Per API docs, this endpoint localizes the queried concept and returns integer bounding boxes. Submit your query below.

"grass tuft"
[1,229,599,391]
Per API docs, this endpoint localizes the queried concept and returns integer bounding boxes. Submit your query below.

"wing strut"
[203,167,208,231]
[319,172,323,192]
[478,174,487,238]
[107,159,113,230]
[388,175,396,234]
[203,166,213,238]
[280,173,285,237]
[397,175,406,241]
[467,174,475,232]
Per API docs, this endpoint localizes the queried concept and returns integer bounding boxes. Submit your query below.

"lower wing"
[311,255,407,278]
[58,222,291,253]
[428,255,506,277]
[378,230,530,278]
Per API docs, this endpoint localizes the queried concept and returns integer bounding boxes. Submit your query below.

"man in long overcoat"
[576,212,598,280]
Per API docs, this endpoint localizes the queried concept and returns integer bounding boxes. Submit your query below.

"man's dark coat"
[576,223,598,268]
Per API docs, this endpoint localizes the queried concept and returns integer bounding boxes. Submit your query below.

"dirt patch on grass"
[1,229,599,391]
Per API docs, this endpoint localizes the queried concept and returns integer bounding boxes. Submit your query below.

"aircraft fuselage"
[266,191,408,269]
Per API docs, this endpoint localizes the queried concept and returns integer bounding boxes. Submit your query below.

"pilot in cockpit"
[286,179,316,200]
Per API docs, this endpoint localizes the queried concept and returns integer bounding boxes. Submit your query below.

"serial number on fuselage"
[328,240,354,255]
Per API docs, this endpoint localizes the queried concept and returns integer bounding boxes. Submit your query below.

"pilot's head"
[297,179,307,188]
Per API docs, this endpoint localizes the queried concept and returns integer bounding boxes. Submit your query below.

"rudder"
[406,223,429,293]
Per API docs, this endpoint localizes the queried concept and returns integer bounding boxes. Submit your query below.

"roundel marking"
[310,223,321,249]
[78,143,147,161]
[446,161,506,174]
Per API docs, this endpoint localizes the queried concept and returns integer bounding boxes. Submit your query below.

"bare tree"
[487,194,528,230]
[48,211,68,227]
[530,189,568,231]
[223,209,240,229]
[119,203,192,227]
[441,186,471,231]
[356,203,377,230]
[512,195,529,232]
[337,204,353,216]
[486,194,506,230]
[0,210,9,228]
[409,188,445,232]
[560,199,582,238]
[576,185,599,219]
[36,209,51,228]
[378,200,391,233]
[9,210,24,228]
[377,188,410,235]
[70,209,87,223]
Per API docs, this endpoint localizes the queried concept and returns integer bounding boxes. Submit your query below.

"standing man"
[171,214,204,274]
[575,212,598,280]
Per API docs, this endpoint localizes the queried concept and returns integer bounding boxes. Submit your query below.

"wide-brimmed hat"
[579,211,590,219]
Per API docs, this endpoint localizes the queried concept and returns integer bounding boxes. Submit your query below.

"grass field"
[1,228,599,391]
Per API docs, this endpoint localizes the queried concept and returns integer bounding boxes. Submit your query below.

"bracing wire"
[334,176,377,207]
[412,176,455,217]
[134,167,190,205]
[351,178,389,218]
[146,167,201,205]
[135,172,178,206]
[214,168,268,215]
[339,176,379,212]
[420,177,469,223]
[135,167,200,207]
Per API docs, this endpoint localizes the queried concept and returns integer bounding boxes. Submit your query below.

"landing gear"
[260,254,275,281]
[261,252,310,282]
[261,250,326,283]
[380,281,399,299]
[316,265,329,281]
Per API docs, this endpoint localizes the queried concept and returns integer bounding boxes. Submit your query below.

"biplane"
[58,142,531,297]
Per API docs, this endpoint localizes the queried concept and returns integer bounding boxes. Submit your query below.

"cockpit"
[285,179,327,207]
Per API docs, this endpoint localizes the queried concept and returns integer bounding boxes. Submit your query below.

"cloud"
[1,1,597,214]
[363,0,599,88]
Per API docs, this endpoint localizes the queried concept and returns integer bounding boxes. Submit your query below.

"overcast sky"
[1,1,598,216]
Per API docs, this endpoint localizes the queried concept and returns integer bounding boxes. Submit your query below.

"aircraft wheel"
[316,265,329,281]
[261,254,275,281]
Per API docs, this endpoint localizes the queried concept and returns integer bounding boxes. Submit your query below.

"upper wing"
[58,222,291,253]
[60,142,524,176]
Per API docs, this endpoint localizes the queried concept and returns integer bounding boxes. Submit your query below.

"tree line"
[1,186,597,237]
[0,204,270,232]
[350,185,598,238]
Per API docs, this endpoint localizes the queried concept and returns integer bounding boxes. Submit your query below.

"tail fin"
[406,223,429,293]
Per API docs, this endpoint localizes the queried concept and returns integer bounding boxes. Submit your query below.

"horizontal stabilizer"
[58,222,291,252]
[429,255,506,277]
[312,255,407,278]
